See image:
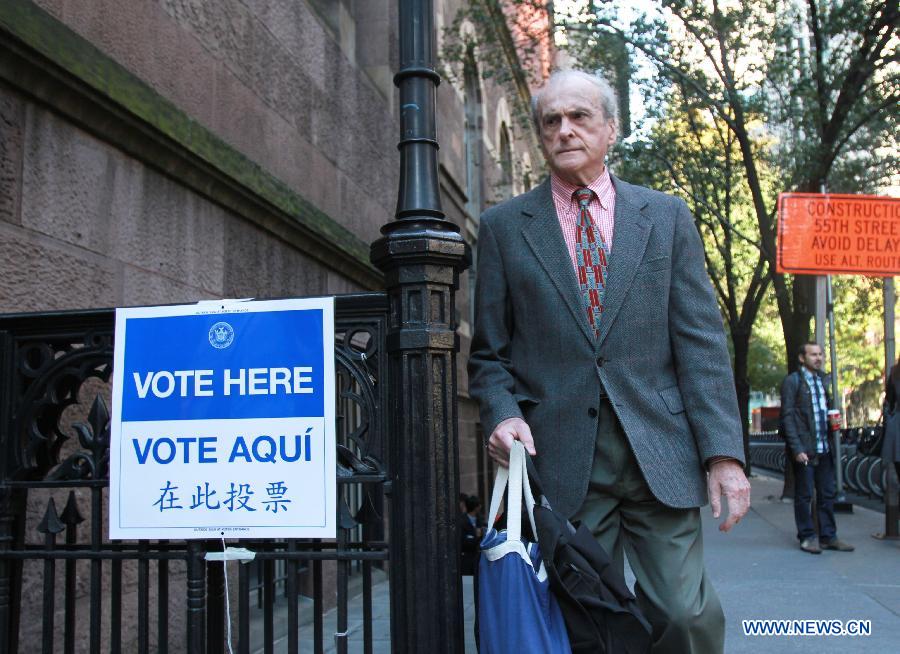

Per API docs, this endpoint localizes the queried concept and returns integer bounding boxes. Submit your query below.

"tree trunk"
[775,276,814,499]
[775,274,815,373]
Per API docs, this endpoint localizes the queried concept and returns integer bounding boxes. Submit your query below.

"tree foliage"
[565,0,898,373]
[832,275,891,423]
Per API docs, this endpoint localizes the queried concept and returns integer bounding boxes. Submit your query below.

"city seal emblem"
[208,321,235,349]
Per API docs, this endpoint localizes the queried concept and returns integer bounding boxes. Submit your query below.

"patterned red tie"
[573,188,609,338]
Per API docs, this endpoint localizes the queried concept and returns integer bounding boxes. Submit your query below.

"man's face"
[799,344,824,372]
[537,76,617,186]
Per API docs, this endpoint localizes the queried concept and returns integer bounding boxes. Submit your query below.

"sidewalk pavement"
[704,471,899,653]
[261,472,898,652]
[465,472,900,652]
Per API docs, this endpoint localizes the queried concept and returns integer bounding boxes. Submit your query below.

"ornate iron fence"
[0,293,391,653]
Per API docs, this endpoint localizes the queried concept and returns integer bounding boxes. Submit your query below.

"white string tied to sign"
[205,539,257,654]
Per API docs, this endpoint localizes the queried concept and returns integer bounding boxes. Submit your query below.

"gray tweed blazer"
[467,176,745,517]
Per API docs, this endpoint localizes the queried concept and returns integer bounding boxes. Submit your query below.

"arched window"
[463,50,483,219]
[499,123,513,201]
[463,50,484,333]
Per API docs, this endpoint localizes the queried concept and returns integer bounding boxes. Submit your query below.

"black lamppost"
[370,0,470,651]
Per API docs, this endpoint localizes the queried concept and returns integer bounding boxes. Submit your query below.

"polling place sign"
[777,193,900,276]
[110,298,336,539]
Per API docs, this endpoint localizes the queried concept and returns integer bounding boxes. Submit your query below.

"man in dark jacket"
[780,342,854,554]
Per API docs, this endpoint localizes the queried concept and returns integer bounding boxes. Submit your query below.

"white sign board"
[109,298,336,539]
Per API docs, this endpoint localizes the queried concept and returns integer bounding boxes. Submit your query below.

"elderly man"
[467,70,750,653]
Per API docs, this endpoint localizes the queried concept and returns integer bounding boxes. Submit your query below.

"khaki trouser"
[572,400,725,654]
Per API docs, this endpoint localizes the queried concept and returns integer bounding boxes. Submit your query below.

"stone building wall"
[1,85,356,311]
[27,0,400,247]
[0,0,547,647]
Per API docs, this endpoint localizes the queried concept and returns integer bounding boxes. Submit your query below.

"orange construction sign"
[777,193,900,276]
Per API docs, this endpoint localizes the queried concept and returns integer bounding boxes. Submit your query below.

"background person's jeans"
[792,452,837,542]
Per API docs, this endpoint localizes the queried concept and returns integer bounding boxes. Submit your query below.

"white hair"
[531,70,619,133]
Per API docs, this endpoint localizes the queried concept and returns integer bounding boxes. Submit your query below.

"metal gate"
[0,293,391,653]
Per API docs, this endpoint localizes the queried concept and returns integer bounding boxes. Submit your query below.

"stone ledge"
[0,0,384,290]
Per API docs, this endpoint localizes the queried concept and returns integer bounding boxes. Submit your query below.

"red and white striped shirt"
[550,168,616,271]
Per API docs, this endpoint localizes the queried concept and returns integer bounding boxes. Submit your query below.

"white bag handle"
[485,441,538,543]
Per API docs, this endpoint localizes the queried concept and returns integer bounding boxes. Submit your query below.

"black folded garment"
[526,457,653,654]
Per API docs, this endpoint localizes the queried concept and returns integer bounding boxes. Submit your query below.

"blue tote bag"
[478,441,571,654]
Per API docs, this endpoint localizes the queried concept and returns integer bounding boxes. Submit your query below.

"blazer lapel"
[596,177,652,348]
[521,180,596,345]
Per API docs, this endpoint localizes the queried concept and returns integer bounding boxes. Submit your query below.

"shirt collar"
[550,167,614,210]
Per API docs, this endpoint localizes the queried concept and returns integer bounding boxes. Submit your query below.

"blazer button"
[596,357,605,367]
[588,407,598,418]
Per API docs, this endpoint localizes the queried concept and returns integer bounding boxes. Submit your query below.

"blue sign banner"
[121,310,324,421]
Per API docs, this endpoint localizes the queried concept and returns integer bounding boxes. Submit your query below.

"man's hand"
[794,452,809,465]
[708,459,751,533]
[487,417,536,467]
